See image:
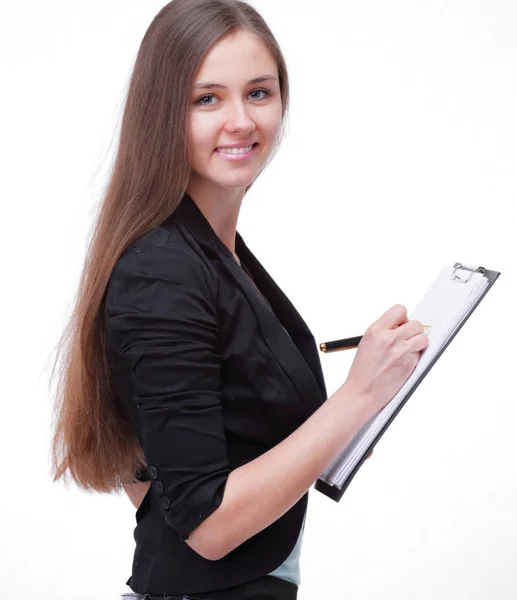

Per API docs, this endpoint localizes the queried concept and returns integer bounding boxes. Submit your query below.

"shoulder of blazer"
[121,195,224,271]
[108,234,219,321]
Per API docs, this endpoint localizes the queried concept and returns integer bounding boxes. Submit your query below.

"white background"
[1,1,515,598]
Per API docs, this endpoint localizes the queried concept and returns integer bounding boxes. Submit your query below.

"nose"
[224,100,256,133]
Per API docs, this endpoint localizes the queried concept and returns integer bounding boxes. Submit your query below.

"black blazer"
[104,193,328,595]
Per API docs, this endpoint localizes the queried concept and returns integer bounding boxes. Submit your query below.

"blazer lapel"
[235,232,328,405]
[167,194,328,414]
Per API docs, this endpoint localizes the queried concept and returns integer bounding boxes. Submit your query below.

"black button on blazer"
[104,193,328,595]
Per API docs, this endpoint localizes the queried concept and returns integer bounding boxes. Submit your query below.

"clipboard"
[314,262,501,502]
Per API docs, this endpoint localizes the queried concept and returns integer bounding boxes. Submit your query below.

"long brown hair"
[49,0,290,493]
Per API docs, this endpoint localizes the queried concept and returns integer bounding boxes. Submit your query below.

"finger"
[375,304,408,331]
[396,319,425,341]
[406,331,429,353]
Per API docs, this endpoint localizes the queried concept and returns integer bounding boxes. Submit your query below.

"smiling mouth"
[215,143,259,152]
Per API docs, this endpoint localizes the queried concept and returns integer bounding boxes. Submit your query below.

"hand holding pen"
[320,327,431,353]
[321,304,430,445]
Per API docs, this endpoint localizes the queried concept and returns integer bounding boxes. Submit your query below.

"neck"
[186,183,245,260]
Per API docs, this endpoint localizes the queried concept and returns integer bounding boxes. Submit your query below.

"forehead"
[194,30,278,82]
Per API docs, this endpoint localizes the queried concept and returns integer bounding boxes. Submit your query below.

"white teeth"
[217,144,254,155]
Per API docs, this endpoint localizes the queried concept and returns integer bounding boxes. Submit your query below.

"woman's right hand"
[344,304,429,415]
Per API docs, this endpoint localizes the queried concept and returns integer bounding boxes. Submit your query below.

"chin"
[214,180,255,192]
[206,171,258,188]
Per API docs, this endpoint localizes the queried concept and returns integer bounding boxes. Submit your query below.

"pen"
[319,326,431,353]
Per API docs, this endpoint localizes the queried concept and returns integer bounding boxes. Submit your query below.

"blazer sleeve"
[105,244,230,542]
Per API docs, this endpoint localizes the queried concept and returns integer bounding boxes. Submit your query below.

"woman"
[50,1,428,598]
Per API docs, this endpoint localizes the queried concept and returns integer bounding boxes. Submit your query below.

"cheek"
[260,104,283,137]
[189,115,218,154]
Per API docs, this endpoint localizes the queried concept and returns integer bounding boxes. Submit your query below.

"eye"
[194,88,272,106]
[249,88,271,100]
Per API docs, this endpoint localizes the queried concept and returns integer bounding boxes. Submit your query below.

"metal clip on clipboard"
[451,262,486,284]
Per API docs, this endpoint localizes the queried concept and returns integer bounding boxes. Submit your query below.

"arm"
[123,446,371,511]
[106,245,232,560]
[188,380,374,560]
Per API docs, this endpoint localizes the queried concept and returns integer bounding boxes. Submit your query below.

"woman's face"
[187,29,283,194]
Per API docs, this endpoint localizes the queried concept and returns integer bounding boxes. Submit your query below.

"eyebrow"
[194,74,278,90]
